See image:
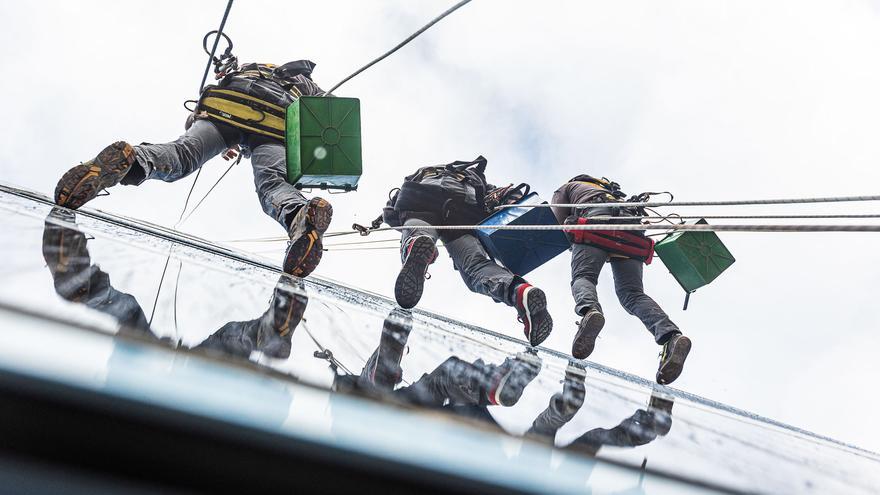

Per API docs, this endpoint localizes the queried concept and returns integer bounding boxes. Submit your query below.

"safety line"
[178,153,242,224]
[494,194,880,210]
[223,213,880,243]
[326,0,474,95]
[153,0,235,330]
[342,223,880,233]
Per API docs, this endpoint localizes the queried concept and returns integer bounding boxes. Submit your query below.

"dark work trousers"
[571,243,679,344]
[402,217,524,307]
[123,119,308,230]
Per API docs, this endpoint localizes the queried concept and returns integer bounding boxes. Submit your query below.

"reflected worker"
[334,308,542,411]
[41,208,306,359]
[552,175,691,385]
[382,156,553,347]
[52,60,332,278]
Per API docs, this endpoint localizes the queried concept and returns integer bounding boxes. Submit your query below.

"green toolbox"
[286,96,362,191]
[655,219,735,309]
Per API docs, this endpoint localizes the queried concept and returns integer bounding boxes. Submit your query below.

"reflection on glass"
[333,308,543,418]
[41,208,308,361]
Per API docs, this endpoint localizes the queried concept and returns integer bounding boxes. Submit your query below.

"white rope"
[350,223,880,233]
[495,194,880,210]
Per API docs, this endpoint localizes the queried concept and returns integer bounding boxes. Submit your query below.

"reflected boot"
[283,197,333,278]
[55,141,136,209]
[514,283,553,347]
[647,389,674,436]
[483,353,542,407]
[394,235,438,309]
[197,321,258,359]
[256,282,309,359]
[656,332,692,385]
[42,208,95,302]
[361,308,413,390]
[528,361,587,438]
[571,308,605,359]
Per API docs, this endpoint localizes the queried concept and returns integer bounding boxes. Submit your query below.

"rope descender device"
[203,30,238,79]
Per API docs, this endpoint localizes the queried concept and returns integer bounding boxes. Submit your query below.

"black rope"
[179,153,243,224]
[326,0,475,95]
[151,0,235,332]
[199,0,235,93]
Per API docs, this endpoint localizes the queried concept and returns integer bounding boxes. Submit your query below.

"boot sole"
[394,236,436,309]
[283,199,333,278]
[572,311,605,359]
[55,142,134,209]
[657,336,692,385]
[523,288,553,347]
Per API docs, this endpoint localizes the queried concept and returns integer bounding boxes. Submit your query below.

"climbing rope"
[151,0,235,328]
[494,194,880,210]
[326,0,475,95]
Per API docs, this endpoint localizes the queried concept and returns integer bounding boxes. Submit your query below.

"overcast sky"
[2,0,880,451]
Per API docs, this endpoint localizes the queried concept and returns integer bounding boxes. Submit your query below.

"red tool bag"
[565,217,655,264]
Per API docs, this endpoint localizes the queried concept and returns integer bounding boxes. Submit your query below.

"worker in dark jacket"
[53,60,332,278]
[552,175,691,385]
[383,156,553,347]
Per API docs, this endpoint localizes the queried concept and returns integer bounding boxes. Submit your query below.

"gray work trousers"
[571,243,679,344]
[126,119,308,230]
[402,218,524,307]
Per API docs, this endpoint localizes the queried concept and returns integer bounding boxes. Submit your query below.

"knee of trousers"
[615,286,648,310]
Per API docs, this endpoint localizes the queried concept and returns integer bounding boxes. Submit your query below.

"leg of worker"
[445,233,553,346]
[394,216,441,309]
[250,141,332,277]
[444,233,523,306]
[610,258,680,344]
[126,119,234,185]
[570,243,609,316]
[55,119,235,209]
[250,142,310,229]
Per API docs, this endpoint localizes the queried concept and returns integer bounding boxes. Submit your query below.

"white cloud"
[2,0,880,451]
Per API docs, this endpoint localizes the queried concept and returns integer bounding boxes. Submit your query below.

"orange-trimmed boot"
[55,141,136,209]
[283,197,333,278]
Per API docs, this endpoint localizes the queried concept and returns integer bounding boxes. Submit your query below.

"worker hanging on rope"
[553,175,692,385]
[53,35,332,279]
[380,156,554,347]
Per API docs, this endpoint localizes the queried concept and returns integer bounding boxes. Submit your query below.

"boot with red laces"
[514,283,553,347]
[394,235,438,309]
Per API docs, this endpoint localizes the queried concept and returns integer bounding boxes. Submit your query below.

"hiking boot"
[197,321,258,359]
[283,197,333,278]
[41,208,94,302]
[55,141,136,209]
[363,308,413,389]
[656,333,692,385]
[394,235,438,309]
[514,284,553,347]
[485,353,542,407]
[647,388,675,435]
[256,282,309,359]
[572,308,605,359]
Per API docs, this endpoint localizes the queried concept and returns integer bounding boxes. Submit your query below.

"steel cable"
[326,0,474,95]
[494,194,880,210]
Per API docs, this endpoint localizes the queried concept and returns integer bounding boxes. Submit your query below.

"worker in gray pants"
[551,175,691,385]
[382,157,553,347]
[53,60,332,278]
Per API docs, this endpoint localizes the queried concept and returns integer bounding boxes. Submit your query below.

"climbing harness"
[565,217,655,264]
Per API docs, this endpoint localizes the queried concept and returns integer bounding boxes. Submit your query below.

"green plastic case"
[286,96,362,191]
[655,219,735,293]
